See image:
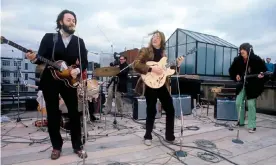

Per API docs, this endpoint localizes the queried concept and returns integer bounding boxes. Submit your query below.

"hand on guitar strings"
[258,72,264,78]
[25,50,37,61]
[236,75,241,81]
[151,66,163,75]
[70,68,80,79]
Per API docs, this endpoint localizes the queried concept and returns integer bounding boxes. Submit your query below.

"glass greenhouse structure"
[165,28,238,77]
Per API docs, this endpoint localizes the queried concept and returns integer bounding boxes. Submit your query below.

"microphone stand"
[112,76,119,130]
[15,65,32,127]
[232,48,252,144]
[174,65,187,157]
[76,33,87,164]
[113,62,132,130]
[103,63,132,131]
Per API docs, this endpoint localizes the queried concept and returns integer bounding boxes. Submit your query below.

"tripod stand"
[14,65,32,127]
[112,76,120,130]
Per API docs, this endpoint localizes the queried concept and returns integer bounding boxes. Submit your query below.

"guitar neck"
[5,39,59,69]
[245,72,271,79]
[166,55,184,68]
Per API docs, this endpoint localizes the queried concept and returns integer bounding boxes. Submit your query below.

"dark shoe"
[232,121,245,127]
[249,128,256,133]
[74,149,88,159]
[237,121,245,126]
[51,149,61,160]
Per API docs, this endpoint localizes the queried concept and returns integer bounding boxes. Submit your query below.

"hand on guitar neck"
[26,50,37,61]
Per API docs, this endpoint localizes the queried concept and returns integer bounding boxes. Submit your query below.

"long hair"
[55,9,77,31]
[147,30,166,51]
[239,42,254,57]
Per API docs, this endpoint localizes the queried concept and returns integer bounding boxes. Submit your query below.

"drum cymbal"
[93,67,119,77]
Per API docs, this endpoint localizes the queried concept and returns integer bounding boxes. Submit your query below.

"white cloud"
[1,0,276,63]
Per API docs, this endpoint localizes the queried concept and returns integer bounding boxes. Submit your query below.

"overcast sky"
[1,0,276,63]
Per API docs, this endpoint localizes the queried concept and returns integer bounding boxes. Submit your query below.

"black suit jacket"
[35,32,88,89]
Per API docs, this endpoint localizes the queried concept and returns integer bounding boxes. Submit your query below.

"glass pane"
[231,48,238,64]
[181,30,202,43]
[178,44,186,74]
[168,46,176,62]
[197,42,206,74]
[206,44,215,75]
[168,32,177,47]
[195,33,216,45]
[177,44,186,57]
[166,41,169,47]
[207,36,227,46]
[223,47,231,76]
[165,47,169,57]
[178,31,187,45]
[187,35,196,43]
[215,46,223,75]
[186,43,196,74]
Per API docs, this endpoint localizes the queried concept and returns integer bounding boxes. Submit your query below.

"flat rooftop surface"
[1,103,276,165]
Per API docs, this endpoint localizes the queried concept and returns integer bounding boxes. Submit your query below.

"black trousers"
[144,85,175,141]
[42,71,82,151]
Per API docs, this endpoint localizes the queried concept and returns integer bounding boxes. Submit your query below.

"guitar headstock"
[1,36,8,44]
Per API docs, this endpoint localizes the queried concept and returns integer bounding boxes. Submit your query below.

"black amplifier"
[133,96,162,120]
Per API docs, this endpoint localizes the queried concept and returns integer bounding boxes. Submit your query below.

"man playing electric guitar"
[133,30,184,146]
[25,10,88,159]
[229,43,267,133]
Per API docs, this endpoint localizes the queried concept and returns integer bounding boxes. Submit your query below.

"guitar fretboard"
[5,39,60,69]
[165,47,196,68]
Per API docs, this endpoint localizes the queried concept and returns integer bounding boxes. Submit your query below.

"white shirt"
[60,29,72,48]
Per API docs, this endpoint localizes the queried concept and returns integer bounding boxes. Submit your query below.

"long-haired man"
[133,30,184,145]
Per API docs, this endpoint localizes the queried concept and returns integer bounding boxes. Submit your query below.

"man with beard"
[229,43,267,133]
[25,10,88,159]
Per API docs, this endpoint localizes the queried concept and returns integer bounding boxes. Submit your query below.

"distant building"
[1,54,36,93]
[120,48,139,64]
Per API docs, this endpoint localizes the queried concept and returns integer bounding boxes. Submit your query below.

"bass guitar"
[1,36,80,88]
[141,47,198,89]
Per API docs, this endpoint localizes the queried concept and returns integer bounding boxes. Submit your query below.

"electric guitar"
[1,36,80,88]
[237,71,274,85]
[141,47,198,89]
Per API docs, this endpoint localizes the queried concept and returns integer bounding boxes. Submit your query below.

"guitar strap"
[51,33,58,61]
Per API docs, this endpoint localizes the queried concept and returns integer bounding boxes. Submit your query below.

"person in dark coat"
[104,55,129,114]
[229,43,267,133]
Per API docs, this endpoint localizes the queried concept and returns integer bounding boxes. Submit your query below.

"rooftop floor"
[1,103,276,165]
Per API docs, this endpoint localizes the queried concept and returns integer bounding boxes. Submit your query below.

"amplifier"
[171,95,192,117]
[133,97,162,120]
[214,97,243,121]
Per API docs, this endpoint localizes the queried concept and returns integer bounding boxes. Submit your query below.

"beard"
[62,24,75,35]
